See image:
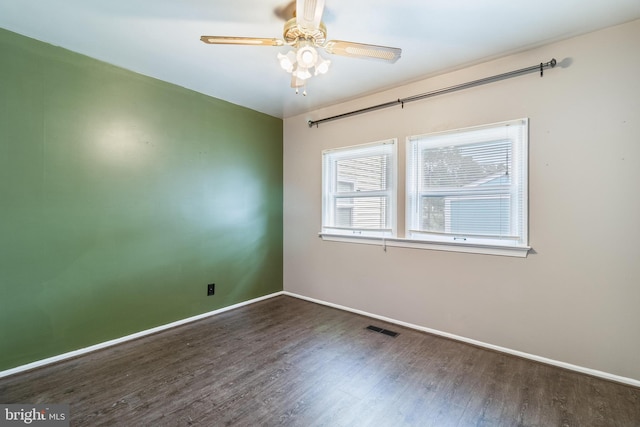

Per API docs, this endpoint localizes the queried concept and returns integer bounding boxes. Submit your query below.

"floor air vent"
[366,325,399,337]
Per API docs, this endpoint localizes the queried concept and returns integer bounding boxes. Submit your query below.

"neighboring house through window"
[406,119,528,248]
[322,139,397,237]
[320,119,529,256]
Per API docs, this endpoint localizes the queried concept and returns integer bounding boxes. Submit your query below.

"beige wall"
[283,20,640,381]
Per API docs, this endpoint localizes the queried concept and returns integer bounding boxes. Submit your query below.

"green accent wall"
[0,28,283,371]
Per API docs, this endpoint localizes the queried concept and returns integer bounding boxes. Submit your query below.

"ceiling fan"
[200,0,402,95]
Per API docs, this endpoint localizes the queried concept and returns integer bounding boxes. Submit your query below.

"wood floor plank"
[1,295,639,426]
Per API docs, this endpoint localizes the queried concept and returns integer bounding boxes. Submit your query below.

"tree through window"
[407,119,528,248]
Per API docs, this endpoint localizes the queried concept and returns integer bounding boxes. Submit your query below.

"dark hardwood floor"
[1,295,638,426]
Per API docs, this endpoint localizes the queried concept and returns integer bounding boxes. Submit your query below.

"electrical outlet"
[207,284,215,296]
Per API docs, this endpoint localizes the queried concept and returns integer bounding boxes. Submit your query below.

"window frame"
[318,120,531,258]
[406,118,529,250]
[321,139,397,238]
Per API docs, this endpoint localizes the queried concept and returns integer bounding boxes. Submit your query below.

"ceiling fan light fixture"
[277,51,296,72]
[293,65,312,80]
[296,45,318,68]
[279,43,330,93]
[315,57,331,75]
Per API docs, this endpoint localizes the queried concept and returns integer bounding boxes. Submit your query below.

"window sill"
[319,233,531,258]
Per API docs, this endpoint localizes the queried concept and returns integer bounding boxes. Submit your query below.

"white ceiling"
[1,0,639,118]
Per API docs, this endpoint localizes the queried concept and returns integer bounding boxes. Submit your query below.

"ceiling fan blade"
[296,0,325,30]
[200,36,284,46]
[323,40,402,63]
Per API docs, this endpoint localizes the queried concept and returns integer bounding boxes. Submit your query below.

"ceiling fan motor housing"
[283,18,327,46]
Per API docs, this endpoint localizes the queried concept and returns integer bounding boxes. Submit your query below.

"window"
[322,139,396,237]
[406,119,528,248]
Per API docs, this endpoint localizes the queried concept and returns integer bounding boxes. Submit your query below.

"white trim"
[405,118,529,251]
[407,118,529,144]
[283,291,640,388]
[322,138,398,238]
[319,233,530,258]
[5,289,638,388]
[0,291,284,379]
[321,138,396,155]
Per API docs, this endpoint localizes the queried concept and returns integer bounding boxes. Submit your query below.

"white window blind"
[407,119,528,248]
[322,140,396,237]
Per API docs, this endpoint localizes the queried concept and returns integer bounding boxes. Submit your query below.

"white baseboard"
[4,290,638,388]
[283,291,640,388]
[0,291,284,379]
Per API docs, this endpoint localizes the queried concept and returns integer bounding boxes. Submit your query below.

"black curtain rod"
[307,58,557,128]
